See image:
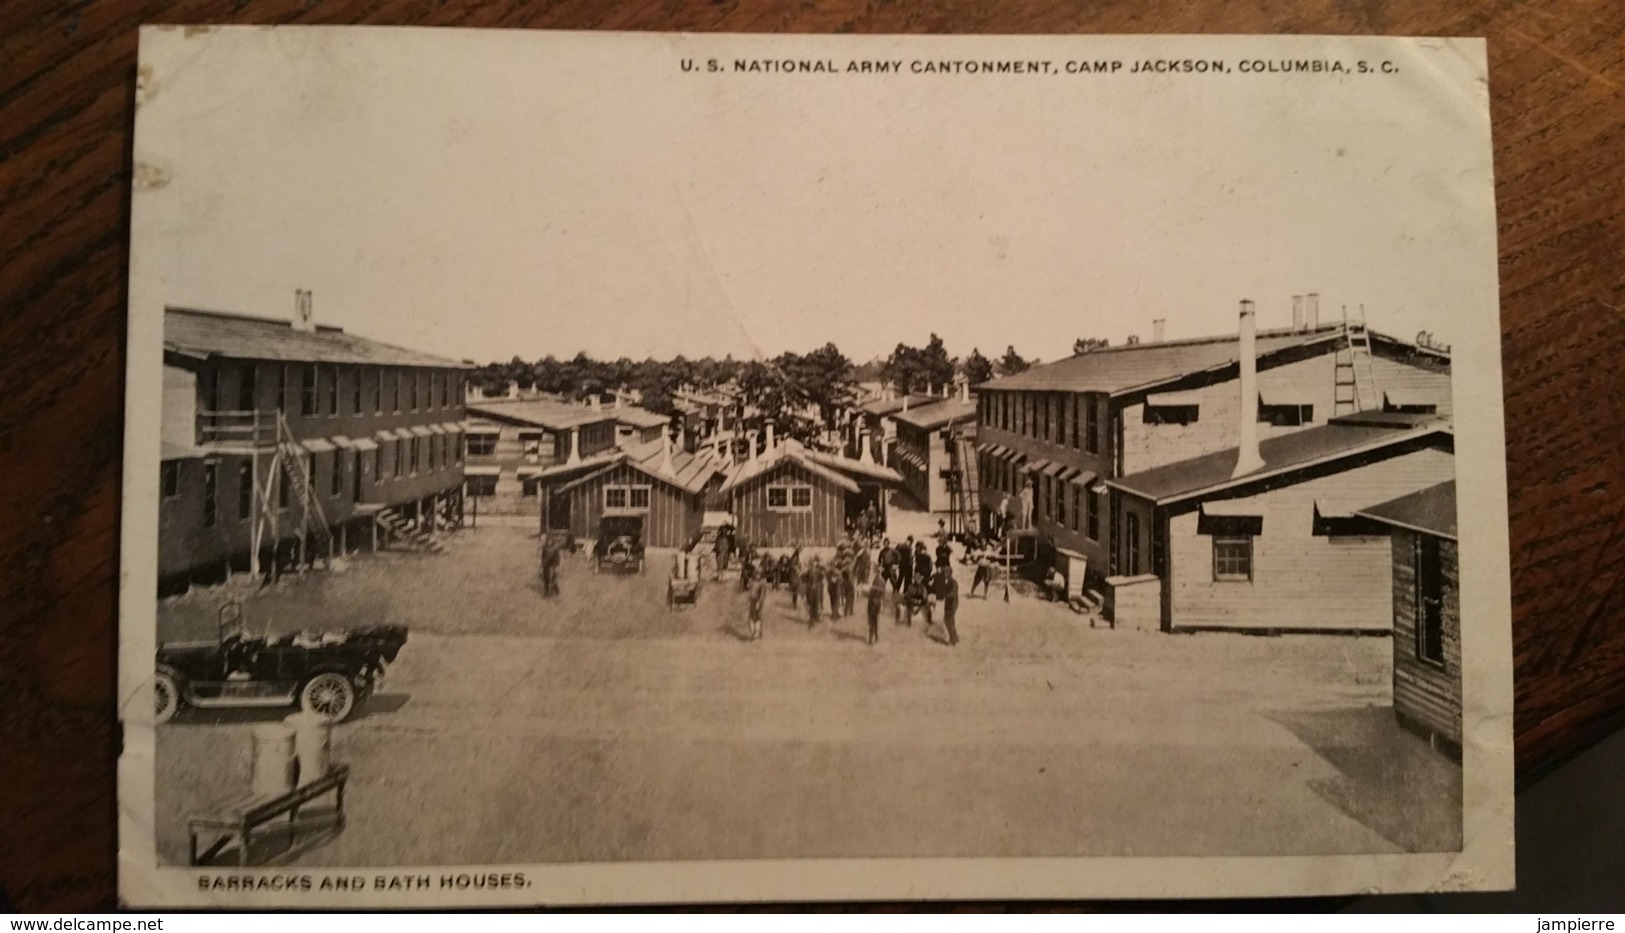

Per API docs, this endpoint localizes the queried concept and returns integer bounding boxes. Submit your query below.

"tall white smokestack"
[1291,295,1304,332]
[748,429,760,463]
[959,380,970,404]
[1232,299,1265,478]
[567,427,581,465]
[1305,292,1320,330]
[660,429,675,476]
[765,420,775,450]
[902,395,910,413]
[859,429,873,464]
[1152,318,1166,343]
[293,289,314,332]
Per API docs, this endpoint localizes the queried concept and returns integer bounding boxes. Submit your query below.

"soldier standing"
[937,567,961,647]
[865,574,886,645]
[783,548,801,608]
[804,557,825,626]
[747,571,767,641]
[828,544,848,620]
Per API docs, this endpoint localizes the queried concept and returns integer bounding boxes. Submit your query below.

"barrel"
[250,724,297,797]
[285,712,333,785]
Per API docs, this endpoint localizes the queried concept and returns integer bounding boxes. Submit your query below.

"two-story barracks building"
[158,303,471,594]
[972,307,1451,605]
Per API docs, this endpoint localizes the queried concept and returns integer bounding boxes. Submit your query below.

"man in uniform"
[865,573,887,645]
[803,556,825,627]
[936,566,961,647]
[747,569,767,641]
[783,548,801,608]
[828,544,849,620]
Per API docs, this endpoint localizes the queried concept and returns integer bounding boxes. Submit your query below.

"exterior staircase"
[275,413,334,565]
[953,435,982,536]
[376,506,444,553]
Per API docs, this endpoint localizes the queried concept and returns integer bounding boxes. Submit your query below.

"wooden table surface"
[2,0,1622,913]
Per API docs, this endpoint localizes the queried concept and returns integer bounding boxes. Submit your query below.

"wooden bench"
[188,764,349,866]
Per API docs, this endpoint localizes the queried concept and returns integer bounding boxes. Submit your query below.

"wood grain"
[2,0,1622,912]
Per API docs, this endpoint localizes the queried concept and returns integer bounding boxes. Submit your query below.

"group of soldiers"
[737,530,969,647]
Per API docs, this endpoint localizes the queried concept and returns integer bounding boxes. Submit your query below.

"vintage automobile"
[153,601,408,725]
[592,514,646,575]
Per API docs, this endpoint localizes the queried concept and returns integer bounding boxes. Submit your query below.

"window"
[330,449,343,497]
[604,484,652,513]
[1144,403,1199,426]
[160,462,180,498]
[1125,512,1141,575]
[409,371,419,411]
[1055,477,1067,526]
[277,365,287,413]
[237,462,252,520]
[467,474,498,498]
[353,368,364,414]
[237,365,257,412]
[1068,484,1081,532]
[374,448,383,484]
[1151,516,1168,577]
[278,462,290,508]
[519,432,547,460]
[1415,535,1446,665]
[409,438,419,474]
[1260,402,1313,427]
[1212,534,1253,581]
[455,434,464,463]
[301,365,317,415]
[328,366,340,416]
[767,484,813,512]
[1085,397,1100,454]
[392,371,401,412]
[307,454,317,496]
[373,369,383,414]
[202,462,218,528]
[394,440,404,478]
[428,435,438,471]
[520,477,541,498]
[467,433,497,456]
[199,368,221,414]
[1087,489,1100,540]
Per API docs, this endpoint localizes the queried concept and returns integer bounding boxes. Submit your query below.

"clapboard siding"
[731,460,847,547]
[1391,530,1463,744]
[561,462,701,548]
[1166,447,1456,631]
[1118,351,1452,475]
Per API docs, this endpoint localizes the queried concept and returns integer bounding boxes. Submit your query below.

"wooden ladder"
[1334,304,1382,414]
[954,435,981,536]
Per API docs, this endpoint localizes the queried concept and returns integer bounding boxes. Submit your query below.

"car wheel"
[301,672,357,723]
[155,672,181,724]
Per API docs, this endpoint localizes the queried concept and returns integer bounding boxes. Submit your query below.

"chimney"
[748,429,760,463]
[859,429,873,464]
[614,394,623,409]
[959,380,970,404]
[1291,295,1304,333]
[507,381,519,400]
[590,395,601,412]
[567,427,582,464]
[902,394,910,413]
[1305,292,1320,330]
[1232,299,1265,478]
[765,420,775,450]
[1152,318,1166,343]
[660,429,675,476]
[293,289,314,332]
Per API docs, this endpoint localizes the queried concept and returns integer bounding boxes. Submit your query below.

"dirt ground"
[154,523,1462,866]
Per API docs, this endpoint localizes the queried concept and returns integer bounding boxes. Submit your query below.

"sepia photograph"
[118,28,1514,907]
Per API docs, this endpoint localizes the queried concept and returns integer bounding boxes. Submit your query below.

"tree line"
[474,334,1117,431]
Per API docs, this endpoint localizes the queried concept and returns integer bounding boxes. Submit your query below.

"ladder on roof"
[953,434,981,537]
[1334,304,1382,415]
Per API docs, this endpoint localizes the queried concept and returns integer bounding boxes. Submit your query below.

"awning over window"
[1038,461,1068,477]
[350,437,379,452]
[1146,390,1203,407]
[1066,469,1098,489]
[462,465,502,476]
[298,438,336,453]
[441,422,466,435]
[427,424,447,435]
[1201,498,1263,517]
[1257,388,1308,407]
[1383,389,1437,409]
[463,422,501,436]
[1024,458,1054,474]
[409,425,435,438]
[329,435,354,449]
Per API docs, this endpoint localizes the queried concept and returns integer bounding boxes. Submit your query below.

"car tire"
[155,671,181,725]
[300,672,357,724]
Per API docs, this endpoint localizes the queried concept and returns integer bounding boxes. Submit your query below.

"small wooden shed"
[538,437,720,549]
[1355,481,1461,758]
[720,440,901,547]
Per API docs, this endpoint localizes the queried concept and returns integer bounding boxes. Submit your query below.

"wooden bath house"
[719,432,902,547]
[535,434,722,549]
[1355,481,1462,758]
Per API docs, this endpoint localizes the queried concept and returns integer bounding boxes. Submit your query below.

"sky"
[130,29,1498,367]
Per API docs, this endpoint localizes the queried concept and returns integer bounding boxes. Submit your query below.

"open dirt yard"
[154,524,1462,866]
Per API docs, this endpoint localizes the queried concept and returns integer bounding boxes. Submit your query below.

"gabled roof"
[978,325,1445,396]
[856,393,937,417]
[543,438,721,494]
[1107,417,1451,505]
[1355,481,1458,541]
[469,399,620,431]
[894,397,978,430]
[164,307,467,370]
[718,440,893,494]
[800,447,904,484]
[612,406,672,429]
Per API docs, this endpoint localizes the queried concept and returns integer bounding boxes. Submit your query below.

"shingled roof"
[165,307,466,369]
[469,398,621,430]
[1355,481,1458,541]
[893,397,978,430]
